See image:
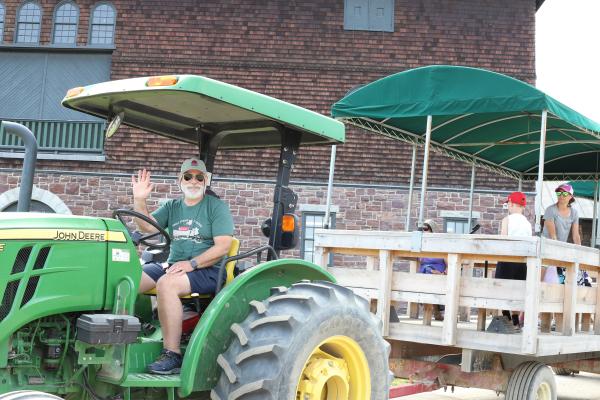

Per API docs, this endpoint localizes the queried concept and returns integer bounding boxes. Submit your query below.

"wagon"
[315,65,600,399]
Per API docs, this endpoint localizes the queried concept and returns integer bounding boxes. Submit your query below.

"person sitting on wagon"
[495,191,532,328]
[133,158,234,375]
[418,219,446,320]
[541,183,581,284]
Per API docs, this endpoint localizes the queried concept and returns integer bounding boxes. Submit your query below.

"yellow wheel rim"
[536,382,552,400]
[296,335,370,400]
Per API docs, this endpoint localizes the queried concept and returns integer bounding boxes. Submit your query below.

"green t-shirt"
[152,195,234,264]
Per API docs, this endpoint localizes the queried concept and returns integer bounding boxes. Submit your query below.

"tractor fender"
[179,258,335,397]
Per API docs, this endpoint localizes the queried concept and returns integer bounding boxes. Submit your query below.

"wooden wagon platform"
[315,230,600,358]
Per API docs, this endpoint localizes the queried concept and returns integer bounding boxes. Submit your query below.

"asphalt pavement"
[393,372,600,400]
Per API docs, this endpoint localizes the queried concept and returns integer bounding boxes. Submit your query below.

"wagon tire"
[506,361,556,400]
[210,280,390,400]
[552,367,577,376]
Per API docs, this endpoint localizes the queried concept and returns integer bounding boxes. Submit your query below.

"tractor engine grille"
[1,246,52,323]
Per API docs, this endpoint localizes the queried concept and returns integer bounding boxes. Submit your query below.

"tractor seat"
[144,237,240,299]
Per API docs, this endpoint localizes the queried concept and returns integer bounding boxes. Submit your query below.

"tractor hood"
[0,213,127,242]
[61,75,345,149]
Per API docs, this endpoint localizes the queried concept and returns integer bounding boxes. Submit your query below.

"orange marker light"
[146,75,179,87]
[65,87,84,98]
[281,214,295,232]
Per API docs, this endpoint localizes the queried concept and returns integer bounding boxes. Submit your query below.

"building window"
[0,3,5,42]
[52,1,78,44]
[301,212,336,265]
[344,0,394,32]
[89,2,115,45]
[16,1,42,44]
[444,218,473,234]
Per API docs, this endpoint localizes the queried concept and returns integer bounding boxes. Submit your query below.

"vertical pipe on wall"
[324,145,337,229]
[467,163,476,230]
[405,144,417,231]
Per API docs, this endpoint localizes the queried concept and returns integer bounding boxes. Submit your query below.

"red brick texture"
[0,0,537,190]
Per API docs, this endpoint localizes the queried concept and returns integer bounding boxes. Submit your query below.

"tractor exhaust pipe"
[1,121,37,212]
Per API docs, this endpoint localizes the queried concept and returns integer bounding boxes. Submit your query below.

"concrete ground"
[393,372,600,400]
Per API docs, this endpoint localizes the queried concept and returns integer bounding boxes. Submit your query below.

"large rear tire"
[506,362,556,400]
[210,280,390,400]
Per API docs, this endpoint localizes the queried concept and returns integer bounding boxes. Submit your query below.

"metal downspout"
[406,144,417,231]
[324,145,337,229]
[467,163,476,230]
[592,178,598,247]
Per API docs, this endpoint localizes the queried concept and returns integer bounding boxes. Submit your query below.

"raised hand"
[132,169,154,200]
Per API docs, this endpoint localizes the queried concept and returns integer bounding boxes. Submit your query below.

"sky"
[536,0,600,123]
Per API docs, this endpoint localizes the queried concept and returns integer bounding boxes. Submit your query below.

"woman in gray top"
[541,183,581,283]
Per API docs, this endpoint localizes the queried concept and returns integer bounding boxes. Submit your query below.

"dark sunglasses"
[183,173,205,182]
[556,191,571,197]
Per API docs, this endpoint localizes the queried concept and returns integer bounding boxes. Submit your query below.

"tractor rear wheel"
[211,280,390,400]
[506,362,556,400]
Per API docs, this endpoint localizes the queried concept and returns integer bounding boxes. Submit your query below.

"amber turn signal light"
[281,214,296,232]
[65,87,84,98]
[146,75,179,87]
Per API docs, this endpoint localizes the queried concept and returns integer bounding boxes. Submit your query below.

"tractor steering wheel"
[113,209,171,250]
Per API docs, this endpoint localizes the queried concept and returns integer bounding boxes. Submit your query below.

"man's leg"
[139,271,157,293]
[155,274,192,354]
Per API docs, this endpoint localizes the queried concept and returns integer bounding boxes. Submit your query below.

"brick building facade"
[0,0,552,260]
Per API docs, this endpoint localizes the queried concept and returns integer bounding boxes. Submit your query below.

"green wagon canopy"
[332,65,600,181]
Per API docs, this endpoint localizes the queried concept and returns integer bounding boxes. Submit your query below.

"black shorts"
[495,262,527,281]
[143,262,221,294]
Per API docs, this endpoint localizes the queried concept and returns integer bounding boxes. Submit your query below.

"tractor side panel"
[179,258,336,396]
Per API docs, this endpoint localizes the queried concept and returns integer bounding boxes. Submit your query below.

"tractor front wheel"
[211,280,390,400]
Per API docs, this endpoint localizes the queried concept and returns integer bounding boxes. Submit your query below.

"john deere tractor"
[0,75,390,399]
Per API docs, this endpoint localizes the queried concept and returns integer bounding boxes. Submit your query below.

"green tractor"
[0,75,390,399]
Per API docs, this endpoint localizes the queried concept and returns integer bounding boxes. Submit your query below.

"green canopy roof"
[332,65,600,181]
[568,181,597,199]
[63,75,344,149]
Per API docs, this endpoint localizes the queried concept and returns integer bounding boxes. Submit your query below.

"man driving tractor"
[132,158,234,374]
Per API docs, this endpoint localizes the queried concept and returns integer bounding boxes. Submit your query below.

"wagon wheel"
[211,280,391,400]
[506,361,556,400]
[552,367,577,376]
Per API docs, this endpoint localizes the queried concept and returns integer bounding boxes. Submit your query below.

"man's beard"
[181,184,205,200]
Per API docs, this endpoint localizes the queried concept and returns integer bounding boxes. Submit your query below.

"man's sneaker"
[148,349,182,375]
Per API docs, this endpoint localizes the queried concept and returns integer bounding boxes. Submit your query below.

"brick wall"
[4,170,573,268]
[0,0,537,190]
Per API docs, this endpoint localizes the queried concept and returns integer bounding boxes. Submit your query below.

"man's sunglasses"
[183,173,205,182]
[556,191,571,197]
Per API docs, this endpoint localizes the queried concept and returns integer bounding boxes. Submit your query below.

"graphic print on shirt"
[172,218,205,243]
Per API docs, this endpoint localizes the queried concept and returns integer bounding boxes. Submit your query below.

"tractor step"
[120,373,181,388]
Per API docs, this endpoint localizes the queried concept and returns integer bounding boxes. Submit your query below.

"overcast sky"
[536,0,600,123]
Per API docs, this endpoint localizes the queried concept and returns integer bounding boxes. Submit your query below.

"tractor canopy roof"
[62,75,344,149]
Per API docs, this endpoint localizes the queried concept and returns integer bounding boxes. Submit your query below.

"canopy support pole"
[324,145,337,229]
[406,144,417,231]
[518,176,523,192]
[418,115,433,229]
[592,177,599,248]
[468,163,476,230]
[535,110,548,234]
